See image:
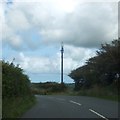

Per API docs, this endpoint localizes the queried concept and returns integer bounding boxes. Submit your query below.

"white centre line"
[89,109,109,120]
[70,100,82,106]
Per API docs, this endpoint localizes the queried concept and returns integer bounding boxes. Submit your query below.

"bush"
[2,60,32,98]
[50,83,67,92]
[2,60,35,118]
[31,82,67,94]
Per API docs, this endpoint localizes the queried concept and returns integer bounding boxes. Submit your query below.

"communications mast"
[61,42,64,84]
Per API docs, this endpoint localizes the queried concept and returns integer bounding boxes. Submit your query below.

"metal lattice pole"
[61,42,64,84]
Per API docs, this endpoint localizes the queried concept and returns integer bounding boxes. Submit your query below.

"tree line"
[31,82,67,95]
[69,38,120,90]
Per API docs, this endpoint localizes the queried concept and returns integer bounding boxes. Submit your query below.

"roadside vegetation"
[68,38,120,101]
[2,60,36,118]
[31,82,67,95]
[69,84,118,101]
[31,82,118,101]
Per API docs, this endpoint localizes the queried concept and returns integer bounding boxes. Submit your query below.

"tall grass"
[31,82,67,95]
[75,84,119,101]
[31,82,119,102]
[2,95,36,118]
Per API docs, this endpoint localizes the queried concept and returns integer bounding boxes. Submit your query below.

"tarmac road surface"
[22,95,119,119]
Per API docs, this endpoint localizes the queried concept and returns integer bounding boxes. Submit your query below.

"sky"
[1,0,118,83]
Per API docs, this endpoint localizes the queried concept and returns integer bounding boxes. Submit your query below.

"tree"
[69,38,120,89]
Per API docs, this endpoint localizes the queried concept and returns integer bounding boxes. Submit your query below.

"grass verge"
[31,83,119,102]
[2,95,36,118]
[70,85,119,102]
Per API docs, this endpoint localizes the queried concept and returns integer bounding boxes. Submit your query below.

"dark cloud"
[57,3,117,48]
[2,1,117,49]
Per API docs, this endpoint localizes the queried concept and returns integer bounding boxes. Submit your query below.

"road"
[22,95,119,119]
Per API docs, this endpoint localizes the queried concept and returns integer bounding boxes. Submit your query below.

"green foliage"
[2,60,31,98]
[75,84,119,101]
[31,82,67,95]
[2,96,36,118]
[69,38,120,90]
[2,60,35,118]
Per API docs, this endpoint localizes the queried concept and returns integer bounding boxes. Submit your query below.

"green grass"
[71,84,119,102]
[2,95,36,118]
[31,83,119,102]
[75,90,118,101]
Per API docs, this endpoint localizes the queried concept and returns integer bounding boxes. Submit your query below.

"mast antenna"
[60,42,64,84]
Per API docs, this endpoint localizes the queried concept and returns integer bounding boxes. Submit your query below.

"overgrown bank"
[2,96,35,118]
[69,84,119,101]
[68,39,120,101]
[31,82,67,95]
[2,60,36,118]
[31,82,119,101]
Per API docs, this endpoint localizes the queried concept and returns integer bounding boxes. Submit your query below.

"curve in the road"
[22,95,118,119]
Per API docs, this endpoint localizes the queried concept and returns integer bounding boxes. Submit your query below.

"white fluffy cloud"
[1,0,118,77]
[64,45,96,61]
[6,9,30,30]
[17,44,96,74]
[2,1,118,49]
[46,2,116,47]
[18,52,60,74]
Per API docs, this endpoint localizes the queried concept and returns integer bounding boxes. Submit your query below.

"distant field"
[31,82,119,102]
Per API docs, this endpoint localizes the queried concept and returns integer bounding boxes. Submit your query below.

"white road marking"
[89,109,109,120]
[70,100,82,106]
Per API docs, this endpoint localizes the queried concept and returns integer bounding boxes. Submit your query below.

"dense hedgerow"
[2,60,32,98]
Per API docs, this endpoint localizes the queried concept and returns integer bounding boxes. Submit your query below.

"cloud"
[1,0,118,79]
[63,45,97,73]
[2,22,23,49]
[16,44,96,75]
[6,9,30,30]
[2,1,118,51]
[64,45,97,61]
[40,2,118,48]
[2,1,120,84]
[0,3,3,41]
[118,1,120,37]
[18,52,60,74]
[23,1,117,48]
